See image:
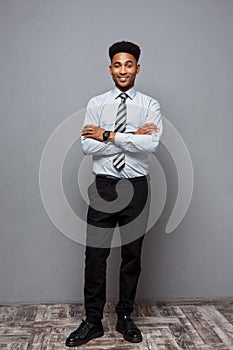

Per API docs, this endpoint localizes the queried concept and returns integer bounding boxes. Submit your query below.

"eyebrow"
[113,60,134,65]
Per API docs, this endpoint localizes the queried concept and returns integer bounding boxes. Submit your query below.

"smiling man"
[65,41,163,347]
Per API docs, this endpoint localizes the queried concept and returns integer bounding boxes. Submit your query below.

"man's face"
[109,52,140,92]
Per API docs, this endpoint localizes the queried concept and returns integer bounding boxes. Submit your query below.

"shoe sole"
[116,325,142,343]
[66,330,104,347]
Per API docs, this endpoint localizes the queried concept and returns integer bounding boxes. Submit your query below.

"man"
[66,41,162,347]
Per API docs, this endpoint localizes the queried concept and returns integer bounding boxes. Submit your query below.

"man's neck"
[116,86,134,93]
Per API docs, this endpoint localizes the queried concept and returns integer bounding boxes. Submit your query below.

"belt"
[96,174,149,183]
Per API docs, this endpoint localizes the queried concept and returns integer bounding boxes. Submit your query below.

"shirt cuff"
[114,132,130,147]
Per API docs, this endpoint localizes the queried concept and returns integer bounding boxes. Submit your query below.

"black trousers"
[84,175,150,324]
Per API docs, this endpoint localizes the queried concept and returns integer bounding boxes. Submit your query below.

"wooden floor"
[1,300,233,349]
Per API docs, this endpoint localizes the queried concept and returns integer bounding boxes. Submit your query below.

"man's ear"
[136,64,140,74]
[109,65,113,75]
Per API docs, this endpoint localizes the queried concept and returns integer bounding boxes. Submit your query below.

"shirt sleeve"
[114,99,163,153]
[81,98,123,156]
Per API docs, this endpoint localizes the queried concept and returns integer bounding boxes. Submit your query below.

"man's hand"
[135,123,159,135]
[81,124,106,141]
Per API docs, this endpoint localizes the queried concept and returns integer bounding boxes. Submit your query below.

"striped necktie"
[113,93,128,171]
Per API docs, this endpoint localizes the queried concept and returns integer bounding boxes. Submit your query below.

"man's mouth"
[118,77,128,82]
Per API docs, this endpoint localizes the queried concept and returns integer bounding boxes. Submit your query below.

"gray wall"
[0,0,233,303]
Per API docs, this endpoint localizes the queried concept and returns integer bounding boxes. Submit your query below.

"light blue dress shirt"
[81,86,163,178]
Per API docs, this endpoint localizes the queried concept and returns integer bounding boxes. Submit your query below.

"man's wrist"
[108,131,116,142]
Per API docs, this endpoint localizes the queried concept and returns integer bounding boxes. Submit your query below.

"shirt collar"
[112,86,136,100]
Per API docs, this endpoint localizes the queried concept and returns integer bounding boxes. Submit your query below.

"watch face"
[103,131,110,141]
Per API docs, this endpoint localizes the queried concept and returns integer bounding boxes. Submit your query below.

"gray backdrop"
[0,0,233,303]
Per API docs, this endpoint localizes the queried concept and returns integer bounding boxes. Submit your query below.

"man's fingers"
[82,124,97,132]
[81,125,97,135]
[82,127,93,132]
[142,126,160,132]
[141,123,159,132]
[142,123,156,127]
[82,127,94,131]
[82,128,94,135]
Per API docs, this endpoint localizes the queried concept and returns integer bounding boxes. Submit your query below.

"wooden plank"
[181,305,221,345]
[198,305,233,349]
[172,306,203,348]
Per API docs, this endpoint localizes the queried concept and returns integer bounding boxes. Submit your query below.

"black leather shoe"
[65,319,104,347]
[116,315,142,343]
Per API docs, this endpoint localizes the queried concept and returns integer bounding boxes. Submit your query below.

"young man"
[66,41,162,347]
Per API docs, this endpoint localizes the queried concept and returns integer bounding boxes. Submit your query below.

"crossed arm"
[81,123,159,141]
[81,98,162,155]
[81,122,162,155]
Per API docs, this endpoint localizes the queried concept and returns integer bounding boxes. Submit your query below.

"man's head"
[109,41,141,92]
[109,41,141,63]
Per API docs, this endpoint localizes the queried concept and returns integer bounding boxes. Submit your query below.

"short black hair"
[109,41,141,62]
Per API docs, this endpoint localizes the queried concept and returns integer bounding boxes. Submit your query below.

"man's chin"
[115,82,133,91]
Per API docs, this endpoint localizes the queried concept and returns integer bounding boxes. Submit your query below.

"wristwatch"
[102,130,111,141]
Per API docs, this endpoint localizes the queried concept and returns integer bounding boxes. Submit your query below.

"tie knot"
[119,93,128,102]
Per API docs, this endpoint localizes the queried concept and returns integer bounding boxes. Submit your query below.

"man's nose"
[120,66,126,75]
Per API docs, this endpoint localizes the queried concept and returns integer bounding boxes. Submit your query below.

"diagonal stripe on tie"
[115,122,126,132]
[113,153,125,165]
[117,104,126,115]
[113,153,125,171]
[113,93,128,171]
[115,111,127,124]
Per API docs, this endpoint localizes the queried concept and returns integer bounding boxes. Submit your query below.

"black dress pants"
[84,175,150,324]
